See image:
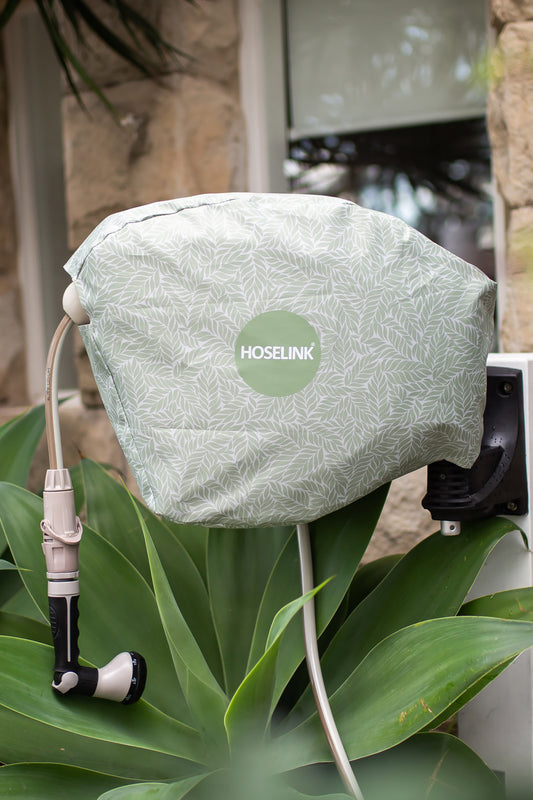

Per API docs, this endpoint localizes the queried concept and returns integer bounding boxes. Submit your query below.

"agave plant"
[1,407,533,799]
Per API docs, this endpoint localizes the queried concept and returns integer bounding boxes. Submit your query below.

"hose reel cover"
[63,193,495,527]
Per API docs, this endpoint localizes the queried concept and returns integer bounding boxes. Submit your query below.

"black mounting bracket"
[422,366,528,524]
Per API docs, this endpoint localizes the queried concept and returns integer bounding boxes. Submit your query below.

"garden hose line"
[43,313,147,704]
[45,314,73,470]
[296,523,365,800]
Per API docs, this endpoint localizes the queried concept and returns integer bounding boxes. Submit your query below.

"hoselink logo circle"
[235,310,321,396]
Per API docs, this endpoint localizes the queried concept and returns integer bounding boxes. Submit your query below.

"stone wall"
[0,41,27,406]
[489,0,533,350]
[51,0,247,487]
[61,0,245,249]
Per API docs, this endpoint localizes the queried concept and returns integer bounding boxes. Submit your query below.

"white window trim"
[4,10,47,402]
[4,5,73,401]
[238,0,288,193]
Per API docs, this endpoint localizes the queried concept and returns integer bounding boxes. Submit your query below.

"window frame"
[238,0,506,332]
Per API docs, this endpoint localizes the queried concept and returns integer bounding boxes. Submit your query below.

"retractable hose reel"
[43,192,495,798]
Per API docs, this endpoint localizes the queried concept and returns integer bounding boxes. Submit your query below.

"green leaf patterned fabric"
[63,193,496,527]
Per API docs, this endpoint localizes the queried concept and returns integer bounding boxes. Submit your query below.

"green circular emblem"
[235,311,321,396]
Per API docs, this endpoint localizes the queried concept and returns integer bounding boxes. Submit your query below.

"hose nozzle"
[52,649,147,704]
[43,469,147,705]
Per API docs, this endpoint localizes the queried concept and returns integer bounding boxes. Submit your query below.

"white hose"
[45,315,73,470]
[296,523,365,800]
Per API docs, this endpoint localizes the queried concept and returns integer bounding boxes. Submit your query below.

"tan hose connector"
[63,283,90,326]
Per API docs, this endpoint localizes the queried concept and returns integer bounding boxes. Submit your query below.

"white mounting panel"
[459,353,533,794]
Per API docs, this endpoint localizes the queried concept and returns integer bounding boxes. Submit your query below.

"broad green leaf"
[422,656,513,733]
[352,732,504,800]
[346,554,402,610]
[0,405,47,553]
[207,525,293,696]
[284,793,348,800]
[291,516,519,722]
[0,483,188,719]
[0,557,25,612]
[250,487,389,709]
[247,531,299,670]
[135,502,228,748]
[0,484,48,623]
[176,667,228,760]
[461,586,533,621]
[0,637,205,764]
[0,573,24,610]
[274,616,533,769]
[311,486,390,632]
[163,518,209,585]
[0,405,46,486]
[136,502,223,694]
[0,705,193,781]
[76,526,190,720]
[144,514,223,686]
[315,553,402,665]
[267,579,332,652]
[0,557,23,570]
[226,636,282,751]
[285,733,498,799]
[0,611,50,643]
[0,763,130,799]
[98,775,206,799]
[81,461,222,682]
[82,459,152,581]
[180,760,347,800]
[424,588,533,729]
[225,582,329,751]
[1,584,44,620]
[250,488,389,668]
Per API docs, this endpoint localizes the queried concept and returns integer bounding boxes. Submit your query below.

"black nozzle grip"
[49,593,80,673]
[48,594,97,696]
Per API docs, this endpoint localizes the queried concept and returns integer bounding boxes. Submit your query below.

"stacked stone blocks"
[489,0,533,349]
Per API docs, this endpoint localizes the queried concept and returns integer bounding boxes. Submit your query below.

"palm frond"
[35,0,115,114]
[0,0,197,111]
[0,0,23,28]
